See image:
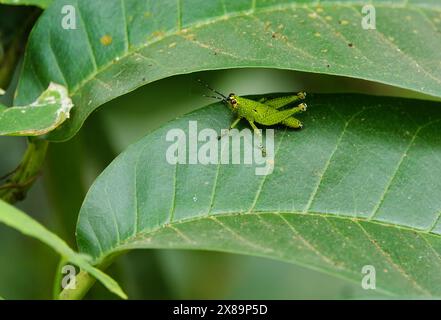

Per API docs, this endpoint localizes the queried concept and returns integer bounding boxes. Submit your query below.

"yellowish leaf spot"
[100,35,113,46]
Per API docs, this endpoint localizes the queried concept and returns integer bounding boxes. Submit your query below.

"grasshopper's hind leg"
[263,92,306,109]
[279,104,306,128]
[258,103,307,126]
[282,117,303,129]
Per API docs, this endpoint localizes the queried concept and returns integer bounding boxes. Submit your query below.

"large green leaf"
[15,0,441,142]
[0,199,127,299]
[77,94,441,297]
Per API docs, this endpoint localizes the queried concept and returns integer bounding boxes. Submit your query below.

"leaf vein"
[75,3,98,71]
[355,221,431,295]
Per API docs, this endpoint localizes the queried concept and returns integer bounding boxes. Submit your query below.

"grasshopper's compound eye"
[228,93,237,106]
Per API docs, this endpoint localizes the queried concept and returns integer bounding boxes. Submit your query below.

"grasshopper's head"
[226,93,239,110]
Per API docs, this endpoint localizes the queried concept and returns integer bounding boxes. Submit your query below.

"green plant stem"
[58,256,118,300]
[52,257,68,299]
[58,269,97,300]
[0,138,49,203]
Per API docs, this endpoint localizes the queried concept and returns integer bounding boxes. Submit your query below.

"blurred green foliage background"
[1,4,434,300]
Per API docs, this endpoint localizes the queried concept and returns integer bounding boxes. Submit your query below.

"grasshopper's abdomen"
[281,117,303,129]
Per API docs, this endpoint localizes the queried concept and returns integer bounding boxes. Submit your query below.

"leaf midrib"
[95,210,440,297]
[142,217,393,297]
[97,210,441,260]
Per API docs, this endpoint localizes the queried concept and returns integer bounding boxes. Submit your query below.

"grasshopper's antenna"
[203,94,224,100]
[197,79,227,100]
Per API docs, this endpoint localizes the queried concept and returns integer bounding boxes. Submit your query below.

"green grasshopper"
[199,80,307,150]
